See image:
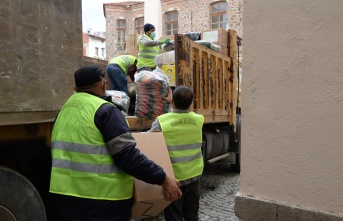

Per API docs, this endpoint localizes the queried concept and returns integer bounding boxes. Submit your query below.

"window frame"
[95,47,99,56]
[135,17,144,35]
[117,19,126,50]
[164,10,178,36]
[210,1,228,29]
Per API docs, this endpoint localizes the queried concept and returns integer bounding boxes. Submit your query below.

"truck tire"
[231,115,241,172]
[0,166,47,221]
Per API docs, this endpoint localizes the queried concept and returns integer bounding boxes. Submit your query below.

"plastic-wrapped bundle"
[194,40,212,48]
[106,90,130,113]
[161,41,175,52]
[134,67,171,120]
[182,32,201,41]
[154,51,175,66]
[210,43,221,52]
[195,40,220,52]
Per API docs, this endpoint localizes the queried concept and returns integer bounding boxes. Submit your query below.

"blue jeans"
[106,64,128,95]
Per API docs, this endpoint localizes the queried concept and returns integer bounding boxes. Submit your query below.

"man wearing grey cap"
[49,65,182,221]
[137,23,170,72]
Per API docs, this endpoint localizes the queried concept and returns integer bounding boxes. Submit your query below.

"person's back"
[149,86,204,221]
[50,65,182,221]
[106,55,137,95]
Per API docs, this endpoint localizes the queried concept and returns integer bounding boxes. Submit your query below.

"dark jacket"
[53,92,165,221]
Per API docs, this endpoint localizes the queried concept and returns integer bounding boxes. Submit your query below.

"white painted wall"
[85,36,106,60]
[144,0,163,37]
[240,0,343,214]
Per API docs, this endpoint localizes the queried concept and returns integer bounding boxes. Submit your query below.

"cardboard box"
[162,64,176,87]
[131,132,175,219]
[201,28,229,46]
[125,33,139,52]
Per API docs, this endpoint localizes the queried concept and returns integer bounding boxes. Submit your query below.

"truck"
[126,32,241,171]
[0,2,241,221]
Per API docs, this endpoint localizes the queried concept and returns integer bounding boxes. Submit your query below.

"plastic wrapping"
[154,51,175,66]
[210,43,221,52]
[195,40,212,48]
[195,40,220,52]
[161,41,175,52]
[106,90,130,113]
[182,32,201,41]
[134,67,171,120]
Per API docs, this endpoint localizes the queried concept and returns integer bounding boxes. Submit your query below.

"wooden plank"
[126,116,153,131]
[0,123,53,146]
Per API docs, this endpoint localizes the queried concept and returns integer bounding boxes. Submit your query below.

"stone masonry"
[104,0,243,60]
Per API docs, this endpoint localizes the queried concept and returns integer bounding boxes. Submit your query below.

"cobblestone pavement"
[141,157,240,221]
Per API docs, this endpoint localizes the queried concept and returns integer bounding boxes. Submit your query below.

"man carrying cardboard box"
[149,86,205,221]
[49,65,182,221]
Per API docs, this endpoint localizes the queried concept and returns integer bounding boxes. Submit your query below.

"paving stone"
[141,158,240,221]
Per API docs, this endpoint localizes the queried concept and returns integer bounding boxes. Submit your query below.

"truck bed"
[127,32,239,131]
[175,34,238,127]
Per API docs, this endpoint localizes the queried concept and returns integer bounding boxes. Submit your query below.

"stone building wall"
[104,0,242,59]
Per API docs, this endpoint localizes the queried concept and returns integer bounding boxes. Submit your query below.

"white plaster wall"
[88,37,106,59]
[144,0,163,37]
[241,0,343,214]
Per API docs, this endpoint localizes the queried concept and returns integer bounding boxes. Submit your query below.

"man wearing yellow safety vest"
[106,55,137,95]
[137,23,170,72]
[49,65,182,221]
[149,86,205,221]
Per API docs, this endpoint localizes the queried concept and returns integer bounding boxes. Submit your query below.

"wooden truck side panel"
[174,34,237,127]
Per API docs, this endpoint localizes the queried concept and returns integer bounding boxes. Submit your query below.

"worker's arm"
[148,119,162,132]
[139,35,160,47]
[95,103,164,184]
[95,104,182,200]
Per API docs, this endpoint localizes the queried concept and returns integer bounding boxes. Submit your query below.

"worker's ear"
[101,79,106,90]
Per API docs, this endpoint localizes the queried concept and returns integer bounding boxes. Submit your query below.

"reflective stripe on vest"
[49,93,133,200]
[137,34,159,68]
[158,112,204,181]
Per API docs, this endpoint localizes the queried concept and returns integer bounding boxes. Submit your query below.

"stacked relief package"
[134,68,171,120]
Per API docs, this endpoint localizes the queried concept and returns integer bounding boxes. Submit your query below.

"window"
[135,17,144,35]
[117,19,126,50]
[165,11,178,35]
[101,48,105,57]
[95,47,98,56]
[211,2,227,29]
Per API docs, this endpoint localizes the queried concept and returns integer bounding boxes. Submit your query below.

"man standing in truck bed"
[149,86,204,221]
[137,23,169,72]
[49,65,182,221]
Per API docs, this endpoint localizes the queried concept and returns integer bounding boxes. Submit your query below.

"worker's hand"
[162,175,182,201]
[162,87,173,104]
[160,38,170,45]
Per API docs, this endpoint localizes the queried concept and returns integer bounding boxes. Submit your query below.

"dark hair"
[144,23,155,33]
[172,86,194,110]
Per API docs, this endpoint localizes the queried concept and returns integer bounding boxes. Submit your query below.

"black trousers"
[164,179,201,221]
[52,193,133,221]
